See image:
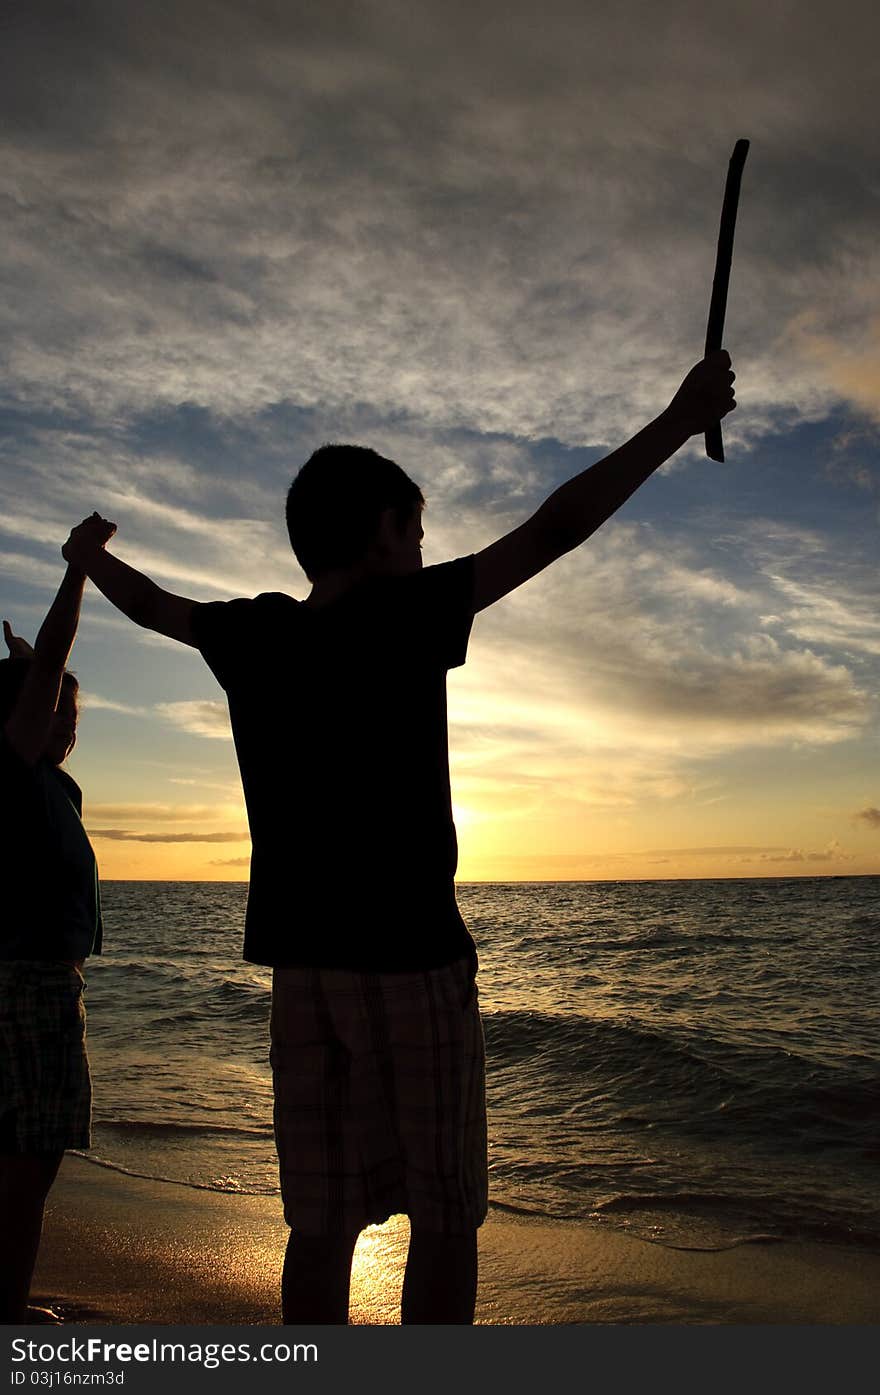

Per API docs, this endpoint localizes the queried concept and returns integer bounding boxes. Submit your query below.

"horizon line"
[98,870,878,885]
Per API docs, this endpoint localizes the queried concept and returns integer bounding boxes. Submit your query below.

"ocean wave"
[484,1008,736,1087]
[844,914,880,934]
[483,1009,880,1152]
[69,1151,278,1197]
[92,1119,273,1140]
[102,977,271,1031]
[591,1189,880,1252]
[485,1006,876,1081]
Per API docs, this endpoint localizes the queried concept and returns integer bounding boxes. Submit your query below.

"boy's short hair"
[0,658,79,725]
[286,444,425,581]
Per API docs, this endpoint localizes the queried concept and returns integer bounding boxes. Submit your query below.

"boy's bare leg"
[0,1151,64,1323]
[281,1230,359,1324]
[401,1228,478,1324]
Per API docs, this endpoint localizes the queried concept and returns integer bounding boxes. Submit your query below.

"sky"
[1,0,878,882]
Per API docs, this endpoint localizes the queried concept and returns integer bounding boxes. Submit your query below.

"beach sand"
[29,1154,880,1326]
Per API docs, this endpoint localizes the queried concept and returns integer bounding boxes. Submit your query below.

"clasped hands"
[62,512,118,569]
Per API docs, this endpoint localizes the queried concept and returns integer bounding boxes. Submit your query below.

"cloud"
[0,548,61,589]
[155,699,231,739]
[441,517,878,828]
[457,525,872,762]
[642,845,790,857]
[762,573,880,658]
[2,0,878,448]
[855,807,880,828]
[209,856,252,867]
[459,841,854,873]
[792,312,880,426]
[0,428,301,604]
[739,839,853,864]
[0,511,68,551]
[79,694,151,717]
[168,775,242,793]
[87,828,249,843]
[826,427,880,494]
[86,802,242,822]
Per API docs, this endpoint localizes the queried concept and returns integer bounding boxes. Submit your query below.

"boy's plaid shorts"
[0,960,91,1153]
[270,956,488,1236]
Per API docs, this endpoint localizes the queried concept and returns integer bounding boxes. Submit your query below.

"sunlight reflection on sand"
[349,1216,410,1325]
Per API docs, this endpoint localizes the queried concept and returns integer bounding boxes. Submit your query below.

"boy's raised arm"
[62,514,200,648]
[472,350,736,612]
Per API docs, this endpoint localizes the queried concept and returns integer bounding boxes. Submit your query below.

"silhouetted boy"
[64,350,735,1323]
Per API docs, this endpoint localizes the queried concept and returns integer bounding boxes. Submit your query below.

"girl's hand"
[3,619,35,659]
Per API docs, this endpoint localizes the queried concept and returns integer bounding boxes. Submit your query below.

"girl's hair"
[0,657,79,725]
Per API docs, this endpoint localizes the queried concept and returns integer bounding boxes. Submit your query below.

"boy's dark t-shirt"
[191,555,477,973]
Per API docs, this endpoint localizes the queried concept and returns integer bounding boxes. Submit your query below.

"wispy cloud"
[86,802,242,822]
[88,828,249,843]
[0,549,61,589]
[738,840,854,865]
[763,574,880,658]
[643,845,791,857]
[168,776,242,794]
[80,694,151,717]
[155,700,231,739]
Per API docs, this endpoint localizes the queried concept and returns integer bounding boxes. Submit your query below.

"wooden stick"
[705,139,749,462]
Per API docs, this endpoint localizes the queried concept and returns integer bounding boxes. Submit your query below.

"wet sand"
[29,1154,880,1326]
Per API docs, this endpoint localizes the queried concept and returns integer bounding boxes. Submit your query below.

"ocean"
[80,877,880,1253]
